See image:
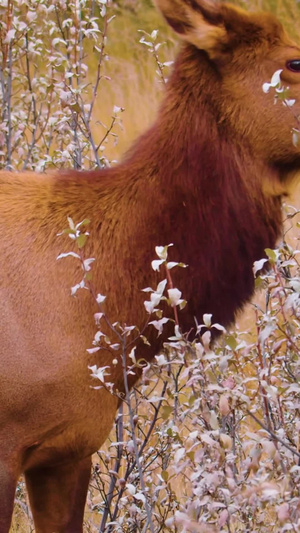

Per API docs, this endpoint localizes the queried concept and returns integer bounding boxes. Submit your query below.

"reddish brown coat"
[1,0,300,531]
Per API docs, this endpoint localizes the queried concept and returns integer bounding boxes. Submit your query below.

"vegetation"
[1,0,300,531]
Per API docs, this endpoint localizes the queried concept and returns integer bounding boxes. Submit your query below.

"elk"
[1,0,300,530]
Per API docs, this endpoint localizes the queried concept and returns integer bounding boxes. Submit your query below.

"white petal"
[270,69,282,86]
[262,82,271,93]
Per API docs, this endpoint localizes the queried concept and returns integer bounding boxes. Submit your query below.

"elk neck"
[53,44,283,343]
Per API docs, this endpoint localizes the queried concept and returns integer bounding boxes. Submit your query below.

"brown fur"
[1,1,300,531]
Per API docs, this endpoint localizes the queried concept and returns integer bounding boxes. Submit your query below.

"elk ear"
[156,0,228,58]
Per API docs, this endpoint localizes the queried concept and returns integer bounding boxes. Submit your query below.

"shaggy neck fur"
[54,45,283,360]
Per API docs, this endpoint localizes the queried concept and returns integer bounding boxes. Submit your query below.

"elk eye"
[286,59,300,72]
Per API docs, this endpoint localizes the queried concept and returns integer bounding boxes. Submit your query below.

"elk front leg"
[25,456,92,533]
[0,459,18,532]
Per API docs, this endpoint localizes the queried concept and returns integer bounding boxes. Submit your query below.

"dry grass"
[87,4,175,161]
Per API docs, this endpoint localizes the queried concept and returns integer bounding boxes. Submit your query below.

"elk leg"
[0,460,17,532]
[25,456,92,533]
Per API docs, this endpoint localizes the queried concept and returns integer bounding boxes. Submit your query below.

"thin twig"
[246,410,300,460]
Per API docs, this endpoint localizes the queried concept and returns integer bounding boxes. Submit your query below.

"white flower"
[151,259,164,271]
[262,69,282,93]
[155,353,168,365]
[88,365,110,383]
[71,280,86,296]
[83,258,95,272]
[283,98,296,107]
[126,483,136,495]
[168,288,182,306]
[150,317,169,335]
[96,293,106,304]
